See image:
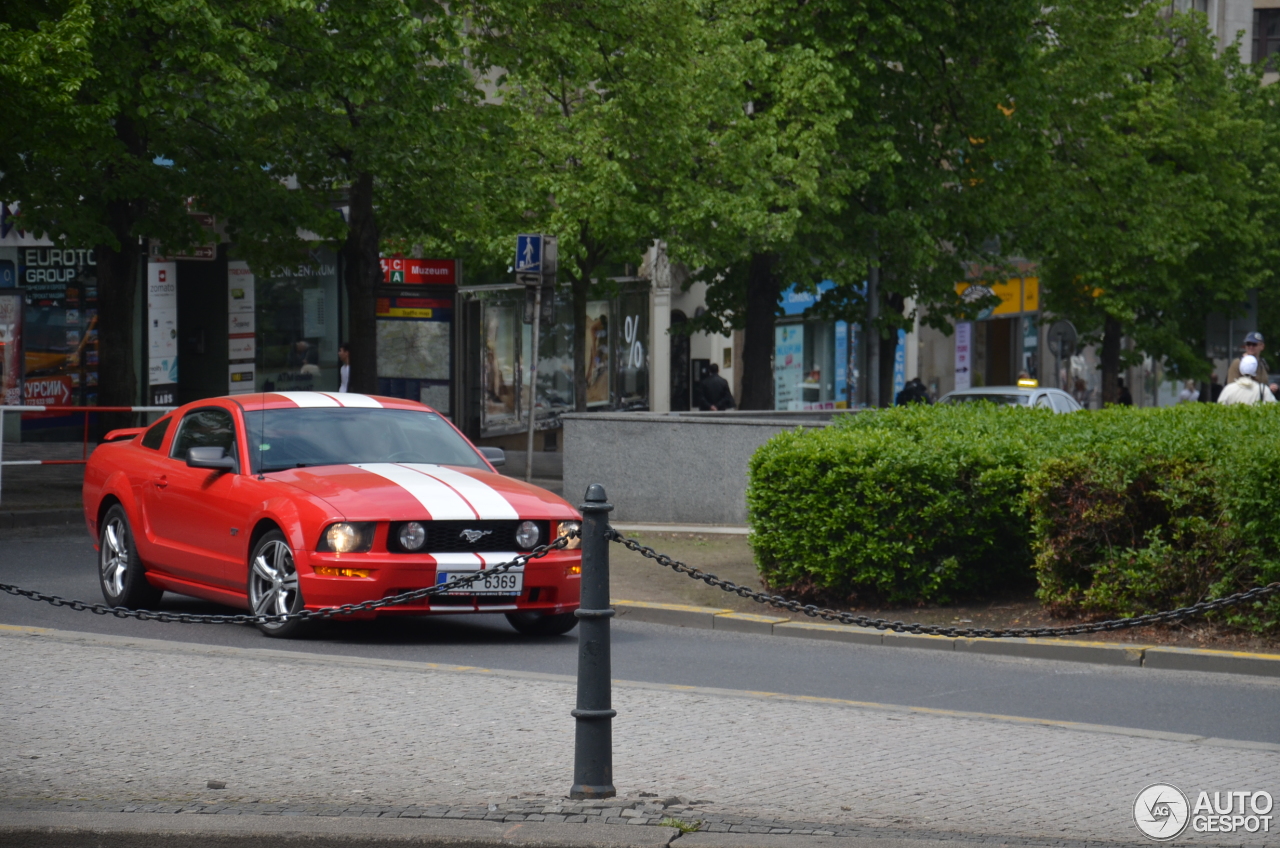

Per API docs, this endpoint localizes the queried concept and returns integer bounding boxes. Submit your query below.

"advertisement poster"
[954,321,973,391]
[0,291,23,405]
[227,260,257,393]
[228,363,256,394]
[774,325,805,410]
[584,300,610,406]
[19,246,99,408]
[147,261,178,405]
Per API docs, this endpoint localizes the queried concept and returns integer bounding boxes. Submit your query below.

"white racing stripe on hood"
[352,463,477,520]
[408,464,519,520]
[275,391,340,408]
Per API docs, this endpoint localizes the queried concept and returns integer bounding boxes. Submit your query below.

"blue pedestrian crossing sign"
[516,234,542,273]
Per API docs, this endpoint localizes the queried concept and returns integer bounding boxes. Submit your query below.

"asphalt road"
[2,527,1277,745]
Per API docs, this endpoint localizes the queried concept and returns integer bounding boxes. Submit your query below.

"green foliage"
[749,404,1280,630]
[1012,2,1280,392]
[749,404,1048,605]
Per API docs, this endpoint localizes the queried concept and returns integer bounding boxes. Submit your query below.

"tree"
[259,0,472,394]
[463,0,759,412]
[1013,2,1278,403]
[0,0,321,423]
[677,0,1041,408]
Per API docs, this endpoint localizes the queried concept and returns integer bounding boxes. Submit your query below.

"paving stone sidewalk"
[0,629,1275,845]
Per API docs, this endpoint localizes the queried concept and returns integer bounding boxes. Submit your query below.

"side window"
[170,408,237,462]
[140,417,171,451]
[1033,394,1053,409]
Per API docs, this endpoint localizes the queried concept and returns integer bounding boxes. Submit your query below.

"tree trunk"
[739,251,778,410]
[1100,315,1121,405]
[95,230,140,435]
[342,171,381,394]
[879,334,897,407]
[572,270,589,413]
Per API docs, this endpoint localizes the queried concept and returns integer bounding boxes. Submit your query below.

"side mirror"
[478,446,506,467]
[187,446,236,471]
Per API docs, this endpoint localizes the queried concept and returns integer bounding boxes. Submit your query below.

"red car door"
[144,405,252,589]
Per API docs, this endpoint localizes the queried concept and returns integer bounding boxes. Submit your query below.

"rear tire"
[505,610,579,636]
[98,505,163,609]
[247,530,310,638]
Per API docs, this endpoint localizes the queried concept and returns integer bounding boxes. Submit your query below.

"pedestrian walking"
[1116,378,1133,406]
[1217,355,1276,405]
[1177,379,1198,404]
[894,377,932,405]
[1227,331,1275,391]
[338,342,351,393]
[696,363,735,411]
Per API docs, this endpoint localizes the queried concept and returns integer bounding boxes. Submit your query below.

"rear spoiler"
[103,427,146,442]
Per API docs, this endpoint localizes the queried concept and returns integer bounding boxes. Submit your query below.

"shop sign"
[147,262,179,405]
[376,296,451,320]
[0,291,22,405]
[20,248,95,307]
[228,363,256,394]
[954,321,973,391]
[380,256,458,286]
[25,375,72,406]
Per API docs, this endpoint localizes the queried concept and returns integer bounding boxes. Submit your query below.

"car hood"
[268,463,579,521]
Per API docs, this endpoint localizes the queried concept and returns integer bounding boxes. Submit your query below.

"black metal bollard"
[570,483,616,799]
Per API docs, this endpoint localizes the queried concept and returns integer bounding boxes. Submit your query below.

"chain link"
[0,534,574,625]
[607,530,1280,639]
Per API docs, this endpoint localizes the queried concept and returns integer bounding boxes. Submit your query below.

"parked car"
[938,385,1083,413]
[83,392,582,638]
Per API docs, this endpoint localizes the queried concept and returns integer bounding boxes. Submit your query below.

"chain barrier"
[607,529,1280,639]
[0,533,574,625]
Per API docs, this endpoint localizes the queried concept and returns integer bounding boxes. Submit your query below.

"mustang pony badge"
[460,529,493,544]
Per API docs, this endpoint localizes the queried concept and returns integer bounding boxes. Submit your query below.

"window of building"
[1255,10,1280,67]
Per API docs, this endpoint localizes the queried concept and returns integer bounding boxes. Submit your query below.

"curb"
[0,812,678,848]
[0,509,82,530]
[610,600,1280,679]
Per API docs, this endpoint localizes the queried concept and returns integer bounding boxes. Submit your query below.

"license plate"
[436,571,523,595]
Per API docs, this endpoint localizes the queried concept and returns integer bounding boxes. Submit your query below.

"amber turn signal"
[313,566,373,578]
[565,563,582,576]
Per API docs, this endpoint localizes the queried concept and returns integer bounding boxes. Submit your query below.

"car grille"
[387,520,551,553]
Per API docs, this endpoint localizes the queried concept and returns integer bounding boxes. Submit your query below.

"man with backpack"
[1217,355,1276,406]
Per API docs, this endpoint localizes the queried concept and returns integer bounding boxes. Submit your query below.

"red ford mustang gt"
[82,392,582,638]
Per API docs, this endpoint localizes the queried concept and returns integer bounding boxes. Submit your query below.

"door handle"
[152,476,168,489]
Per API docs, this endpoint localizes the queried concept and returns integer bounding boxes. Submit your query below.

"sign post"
[518,236,556,483]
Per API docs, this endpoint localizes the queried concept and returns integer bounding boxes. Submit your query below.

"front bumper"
[296,549,582,617]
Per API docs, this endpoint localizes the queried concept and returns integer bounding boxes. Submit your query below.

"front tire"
[98,505,163,609]
[505,610,579,636]
[247,530,310,638]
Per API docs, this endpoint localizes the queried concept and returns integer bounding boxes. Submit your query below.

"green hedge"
[747,403,1280,630]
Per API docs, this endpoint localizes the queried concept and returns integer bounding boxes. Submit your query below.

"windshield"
[249,408,485,474]
[943,393,1030,407]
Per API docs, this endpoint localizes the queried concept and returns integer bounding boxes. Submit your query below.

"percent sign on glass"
[624,316,644,368]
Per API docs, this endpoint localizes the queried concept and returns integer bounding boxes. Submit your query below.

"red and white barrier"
[0,405,174,506]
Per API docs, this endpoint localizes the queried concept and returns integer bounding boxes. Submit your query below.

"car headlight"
[515,520,540,550]
[318,522,374,553]
[398,521,426,551]
[556,520,581,550]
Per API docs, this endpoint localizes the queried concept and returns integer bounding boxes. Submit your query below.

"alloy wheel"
[100,517,129,598]
[249,539,299,623]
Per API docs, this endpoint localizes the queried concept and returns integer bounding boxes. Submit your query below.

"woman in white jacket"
[1217,355,1276,405]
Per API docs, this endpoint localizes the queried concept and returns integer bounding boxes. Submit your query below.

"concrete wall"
[562,410,856,525]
